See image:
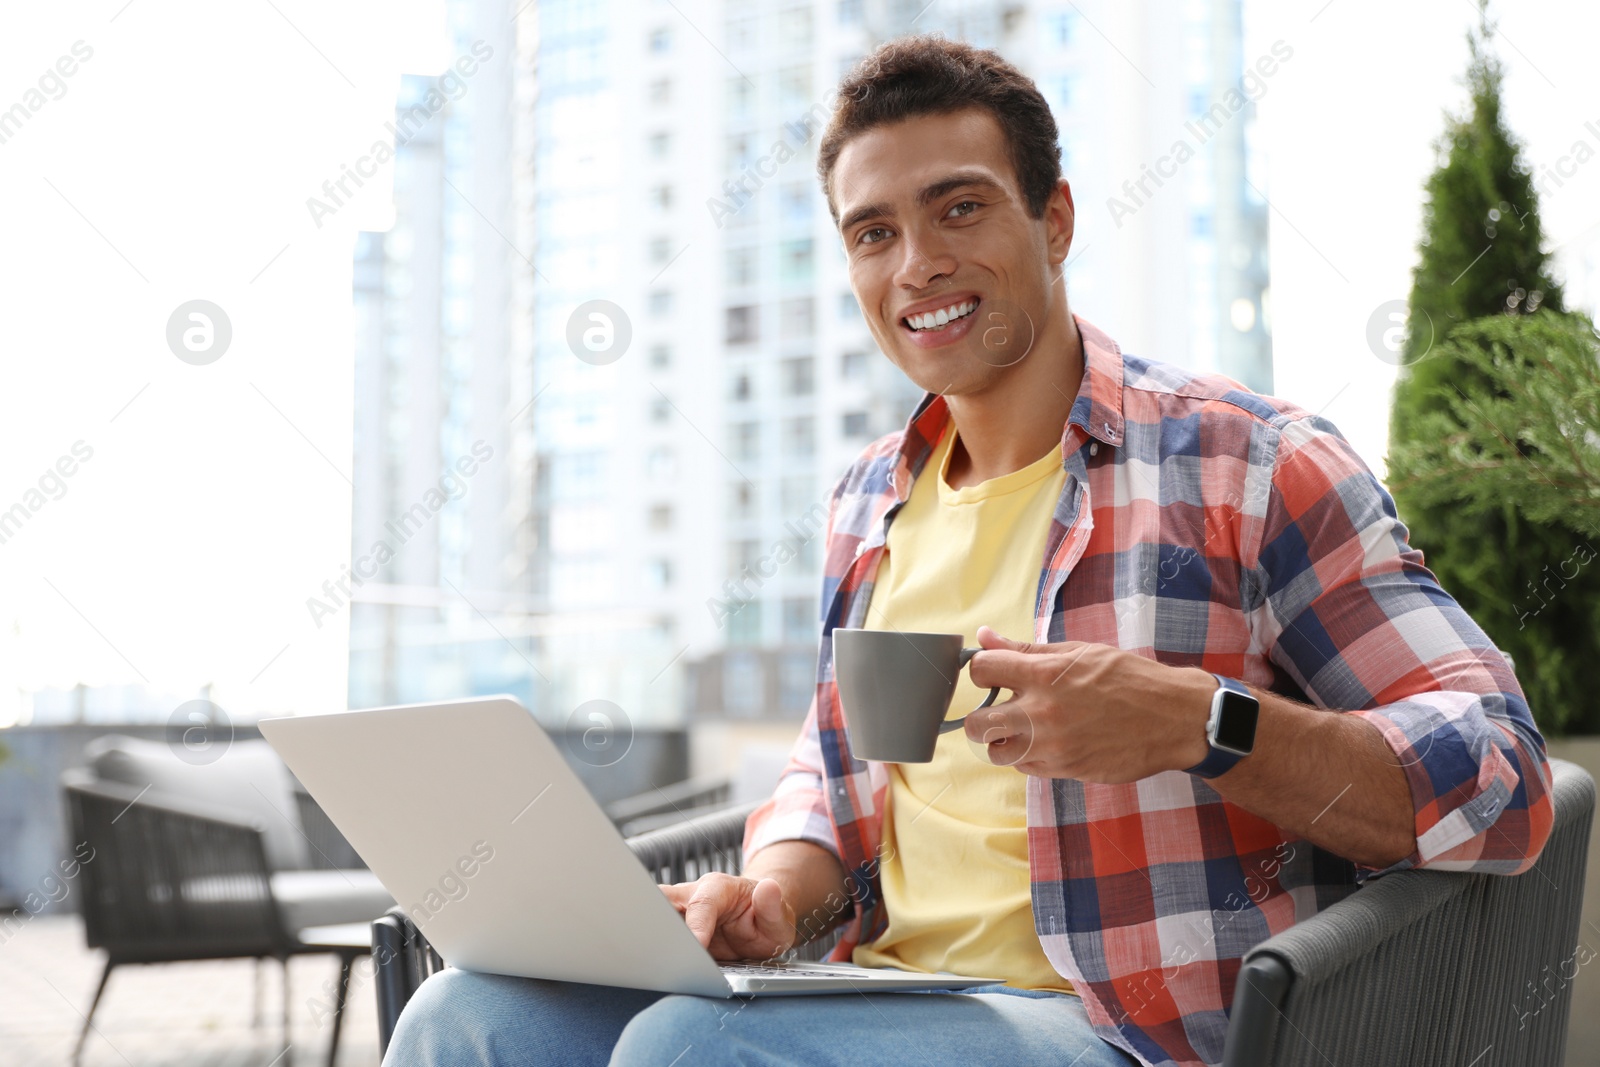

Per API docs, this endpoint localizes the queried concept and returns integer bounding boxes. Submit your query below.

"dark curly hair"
[817,34,1063,224]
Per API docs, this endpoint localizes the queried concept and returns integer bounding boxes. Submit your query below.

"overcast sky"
[0,0,1595,718]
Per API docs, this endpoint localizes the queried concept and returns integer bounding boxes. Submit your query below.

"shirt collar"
[888,313,1126,502]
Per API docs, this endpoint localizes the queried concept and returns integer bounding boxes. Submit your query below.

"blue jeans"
[383,968,1141,1067]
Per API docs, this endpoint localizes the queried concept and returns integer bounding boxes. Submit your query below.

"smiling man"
[384,35,1553,1067]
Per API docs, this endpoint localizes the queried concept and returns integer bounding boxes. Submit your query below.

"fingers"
[681,875,741,949]
[966,647,1034,690]
[963,700,1026,747]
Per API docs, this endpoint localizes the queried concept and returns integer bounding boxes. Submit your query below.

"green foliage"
[1389,313,1600,537]
[1387,11,1599,736]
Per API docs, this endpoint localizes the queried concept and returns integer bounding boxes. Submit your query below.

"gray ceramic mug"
[831,628,1003,763]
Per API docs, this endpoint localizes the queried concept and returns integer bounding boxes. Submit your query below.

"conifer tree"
[1387,6,1600,734]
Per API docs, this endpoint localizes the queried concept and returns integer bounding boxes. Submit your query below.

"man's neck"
[943,308,1084,490]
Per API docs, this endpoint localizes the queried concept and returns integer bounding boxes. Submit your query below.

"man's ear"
[1046,178,1076,266]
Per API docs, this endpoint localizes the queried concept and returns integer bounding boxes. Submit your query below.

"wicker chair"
[372,760,1594,1067]
[63,735,394,1067]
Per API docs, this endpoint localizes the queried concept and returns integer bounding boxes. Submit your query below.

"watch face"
[1213,690,1259,753]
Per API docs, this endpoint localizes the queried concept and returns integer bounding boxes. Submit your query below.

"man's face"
[831,107,1073,397]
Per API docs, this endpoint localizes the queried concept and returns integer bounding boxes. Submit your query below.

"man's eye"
[860,227,890,245]
[948,200,979,218]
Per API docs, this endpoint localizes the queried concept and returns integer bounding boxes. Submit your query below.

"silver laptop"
[258,696,1001,997]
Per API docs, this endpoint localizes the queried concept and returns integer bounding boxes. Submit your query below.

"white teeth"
[906,299,976,332]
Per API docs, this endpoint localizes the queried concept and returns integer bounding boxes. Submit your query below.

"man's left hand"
[963,626,1218,782]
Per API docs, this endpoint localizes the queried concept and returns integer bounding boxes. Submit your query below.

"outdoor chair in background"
[602,742,792,837]
[62,733,395,1067]
[370,759,1594,1067]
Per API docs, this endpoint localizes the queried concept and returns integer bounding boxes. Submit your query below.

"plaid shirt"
[743,315,1554,1067]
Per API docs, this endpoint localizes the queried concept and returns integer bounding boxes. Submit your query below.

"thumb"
[977,625,1031,652]
[750,878,793,952]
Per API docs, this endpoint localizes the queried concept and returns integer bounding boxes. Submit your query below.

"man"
[385,35,1552,1067]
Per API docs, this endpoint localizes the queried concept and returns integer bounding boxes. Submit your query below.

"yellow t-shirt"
[851,417,1075,994]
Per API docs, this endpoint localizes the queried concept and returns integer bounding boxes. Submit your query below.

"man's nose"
[893,227,956,290]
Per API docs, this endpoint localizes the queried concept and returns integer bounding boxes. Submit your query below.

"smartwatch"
[1183,675,1259,779]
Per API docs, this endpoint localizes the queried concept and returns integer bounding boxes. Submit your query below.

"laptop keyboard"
[721,961,867,979]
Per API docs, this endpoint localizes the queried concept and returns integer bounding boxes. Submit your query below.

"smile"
[902,299,979,333]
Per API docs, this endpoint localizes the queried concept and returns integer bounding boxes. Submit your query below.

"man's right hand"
[659,872,796,962]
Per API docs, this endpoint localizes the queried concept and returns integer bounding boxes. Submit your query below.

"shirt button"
[1089,442,1099,456]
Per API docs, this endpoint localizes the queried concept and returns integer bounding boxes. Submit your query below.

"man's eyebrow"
[837,171,1007,234]
[915,171,1006,208]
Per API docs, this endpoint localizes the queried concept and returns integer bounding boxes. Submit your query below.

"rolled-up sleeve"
[741,698,840,865]
[742,475,848,867]
[1248,414,1555,881]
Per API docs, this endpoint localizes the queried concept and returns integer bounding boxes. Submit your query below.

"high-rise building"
[348,1,527,712]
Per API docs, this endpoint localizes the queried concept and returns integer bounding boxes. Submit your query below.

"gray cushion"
[270,869,393,933]
[85,734,308,871]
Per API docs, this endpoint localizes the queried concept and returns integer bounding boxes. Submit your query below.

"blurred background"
[3,0,1600,1063]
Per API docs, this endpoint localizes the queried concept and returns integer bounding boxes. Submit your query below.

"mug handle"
[937,647,1003,734]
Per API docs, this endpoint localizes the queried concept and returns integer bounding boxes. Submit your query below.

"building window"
[649,131,671,158]
[651,394,672,423]
[645,558,673,588]
[649,77,671,105]
[837,0,863,25]
[782,597,817,645]
[841,350,868,379]
[649,503,673,531]
[780,475,812,514]
[730,370,752,402]
[724,654,762,715]
[647,446,676,480]
[649,27,672,53]
[650,236,672,264]
[842,410,870,437]
[783,416,815,458]
[779,297,813,338]
[650,289,673,317]
[778,66,810,109]
[652,184,673,211]
[779,650,813,712]
[726,15,757,51]
[781,183,811,224]
[1052,12,1075,45]
[726,247,756,287]
[781,357,814,396]
[727,133,755,172]
[1054,76,1074,113]
[779,8,813,48]
[780,239,814,283]
[731,421,760,462]
[838,292,860,320]
[727,77,754,118]
[726,305,758,344]
[651,343,672,368]
[730,481,757,520]
[729,538,761,580]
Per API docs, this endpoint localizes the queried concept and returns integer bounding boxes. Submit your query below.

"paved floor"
[0,915,380,1067]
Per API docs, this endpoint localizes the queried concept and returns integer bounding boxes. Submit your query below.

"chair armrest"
[1223,758,1596,1067]
[605,776,733,829]
[63,771,287,961]
[372,908,446,1058]
[62,767,268,832]
[624,800,759,884]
